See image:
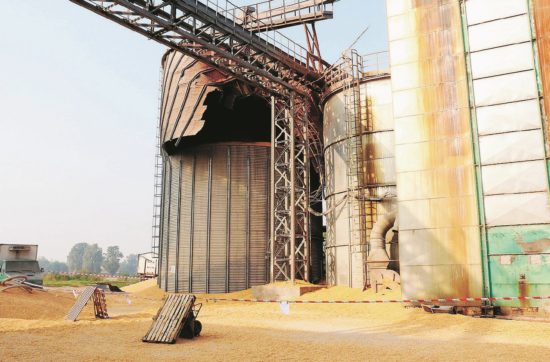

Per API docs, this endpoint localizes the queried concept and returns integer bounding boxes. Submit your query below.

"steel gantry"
[70,0,327,283]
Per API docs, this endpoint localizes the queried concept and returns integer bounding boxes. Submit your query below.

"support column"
[270,95,310,283]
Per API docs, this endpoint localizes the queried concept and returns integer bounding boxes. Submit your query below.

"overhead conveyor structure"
[69,0,331,284]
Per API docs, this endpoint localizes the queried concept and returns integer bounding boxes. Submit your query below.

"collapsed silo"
[157,50,324,293]
[323,62,398,289]
[158,50,271,293]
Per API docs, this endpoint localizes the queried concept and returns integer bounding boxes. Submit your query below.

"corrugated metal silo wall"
[461,0,550,308]
[387,0,483,300]
[160,143,270,293]
[323,77,396,288]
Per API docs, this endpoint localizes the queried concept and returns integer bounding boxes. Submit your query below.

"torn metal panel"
[160,50,235,145]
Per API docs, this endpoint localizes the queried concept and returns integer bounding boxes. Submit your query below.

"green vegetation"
[102,246,123,275]
[43,273,139,288]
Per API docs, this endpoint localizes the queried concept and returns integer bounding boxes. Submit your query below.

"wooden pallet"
[142,294,196,344]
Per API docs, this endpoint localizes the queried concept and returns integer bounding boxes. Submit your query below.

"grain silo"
[158,50,272,293]
[157,50,324,293]
[386,0,483,302]
[323,52,398,289]
[387,0,550,310]
[462,0,550,310]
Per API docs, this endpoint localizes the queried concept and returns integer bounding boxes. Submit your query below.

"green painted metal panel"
[487,225,550,307]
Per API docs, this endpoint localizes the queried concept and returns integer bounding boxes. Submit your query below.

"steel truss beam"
[70,0,322,283]
[270,95,310,282]
[69,0,322,97]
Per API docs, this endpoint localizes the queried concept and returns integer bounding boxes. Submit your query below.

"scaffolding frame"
[270,95,311,282]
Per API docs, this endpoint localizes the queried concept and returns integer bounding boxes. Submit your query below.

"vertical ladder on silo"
[150,65,164,273]
[343,50,368,289]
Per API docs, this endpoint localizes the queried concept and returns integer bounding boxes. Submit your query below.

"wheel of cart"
[179,302,203,339]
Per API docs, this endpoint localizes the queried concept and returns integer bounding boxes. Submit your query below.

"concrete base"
[252,284,325,300]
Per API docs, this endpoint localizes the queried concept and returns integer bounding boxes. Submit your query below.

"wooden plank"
[159,295,183,342]
[163,295,188,343]
[154,295,178,342]
[143,294,196,344]
[166,295,192,342]
[65,286,96,321]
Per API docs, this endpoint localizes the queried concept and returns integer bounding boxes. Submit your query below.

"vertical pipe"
[270,97,276,283]
[290,97,296,284]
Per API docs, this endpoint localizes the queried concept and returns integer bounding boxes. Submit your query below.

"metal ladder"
[343,50,368,289]
[150,66,164,269]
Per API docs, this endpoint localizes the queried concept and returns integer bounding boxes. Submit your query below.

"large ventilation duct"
[367,210,396,270]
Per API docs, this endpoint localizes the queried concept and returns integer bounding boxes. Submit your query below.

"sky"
[0,0,388,262]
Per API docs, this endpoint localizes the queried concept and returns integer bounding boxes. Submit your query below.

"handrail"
[197,0,313,66]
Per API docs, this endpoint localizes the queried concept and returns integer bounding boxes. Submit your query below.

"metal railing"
[324,51,390,90]
[196,0,315,68]
[224,0,334,32]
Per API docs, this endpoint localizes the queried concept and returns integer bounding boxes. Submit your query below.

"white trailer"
[137,252,157,280]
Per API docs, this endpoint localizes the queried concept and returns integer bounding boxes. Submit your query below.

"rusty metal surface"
[387,0,481,300]
[534,0,550,148]
[323,76,396,288]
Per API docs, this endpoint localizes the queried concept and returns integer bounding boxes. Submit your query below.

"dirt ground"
[1,280,550,361]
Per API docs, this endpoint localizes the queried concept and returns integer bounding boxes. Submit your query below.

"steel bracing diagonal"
[270,96,310,282]
[69,0,322,97]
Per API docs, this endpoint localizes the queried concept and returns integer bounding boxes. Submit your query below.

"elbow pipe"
[367,210,396,268]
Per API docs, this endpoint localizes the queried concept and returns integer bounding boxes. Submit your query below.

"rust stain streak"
[534,0,550,146]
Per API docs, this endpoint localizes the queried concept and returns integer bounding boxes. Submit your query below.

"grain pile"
[2,280,550,361]
[122,278,165,300]
[0,288,75,320]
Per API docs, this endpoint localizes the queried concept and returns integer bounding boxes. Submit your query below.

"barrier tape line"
[205,296,550,304]
[55,272,141,279]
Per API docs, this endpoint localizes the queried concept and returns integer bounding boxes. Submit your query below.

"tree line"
[40,243,138,275]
